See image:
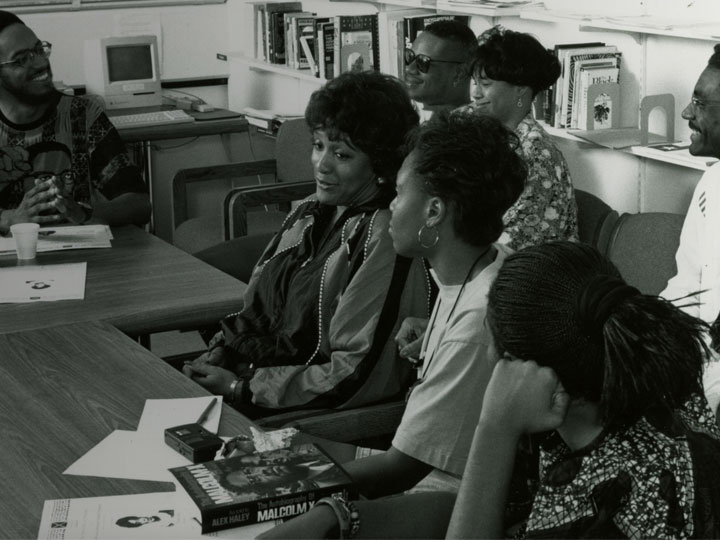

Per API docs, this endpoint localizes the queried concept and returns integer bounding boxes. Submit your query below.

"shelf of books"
[229,53,327,85]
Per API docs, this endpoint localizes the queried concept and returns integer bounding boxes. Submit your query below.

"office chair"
[171,117,315,256]
[574,188,619,254]
[605,211,684,296]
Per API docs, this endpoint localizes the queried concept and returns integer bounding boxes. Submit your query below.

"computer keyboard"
[109,109,195,129]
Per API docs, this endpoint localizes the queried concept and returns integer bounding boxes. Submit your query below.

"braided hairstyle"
[487,241,708,430]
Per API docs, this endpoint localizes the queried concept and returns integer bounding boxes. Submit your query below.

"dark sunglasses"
[403,48,464,74]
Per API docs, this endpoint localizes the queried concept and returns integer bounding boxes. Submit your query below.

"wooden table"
[0,320,255,539]
[0,226,246,337]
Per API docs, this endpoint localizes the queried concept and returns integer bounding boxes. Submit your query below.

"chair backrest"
[575,188,619,253]
[275,117,314,183]
[606,211,685,296]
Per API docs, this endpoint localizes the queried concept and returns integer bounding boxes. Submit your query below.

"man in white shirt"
[404,19,476,122]
[661,44,720,410]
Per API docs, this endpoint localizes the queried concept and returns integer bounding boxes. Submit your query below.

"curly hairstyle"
[405,110,526,246]
[487,241,708,431]
[305,71,419,187]
[473,25,560,97]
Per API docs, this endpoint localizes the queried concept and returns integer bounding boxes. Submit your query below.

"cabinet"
[226,0,720,214]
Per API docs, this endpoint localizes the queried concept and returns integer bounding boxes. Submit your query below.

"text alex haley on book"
[170,443,357,534]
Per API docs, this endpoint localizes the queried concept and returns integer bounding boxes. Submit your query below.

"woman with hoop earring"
[259,111,527,540]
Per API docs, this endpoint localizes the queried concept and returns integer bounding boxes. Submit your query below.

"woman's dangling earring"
[417,224,439,249]
[376,176,386,186]
[517,98,523,108]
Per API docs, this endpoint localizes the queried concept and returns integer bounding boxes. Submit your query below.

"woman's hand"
[186,346,227,370]
[480,358,569,436]
[256,506,338,539]
[395,317,428,361]
[182,363,237,395]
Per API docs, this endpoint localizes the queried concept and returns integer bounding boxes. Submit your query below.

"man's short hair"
[0,10,24,37]
[423,19,477,52]
[708,43,720,70]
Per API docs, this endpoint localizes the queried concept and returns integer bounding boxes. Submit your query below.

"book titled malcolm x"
[170,443,357,533]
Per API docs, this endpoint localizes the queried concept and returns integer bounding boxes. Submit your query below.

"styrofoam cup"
[10,223,40,260]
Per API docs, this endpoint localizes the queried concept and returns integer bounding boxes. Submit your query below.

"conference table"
[0,225,246,337]
[0,320,256,539]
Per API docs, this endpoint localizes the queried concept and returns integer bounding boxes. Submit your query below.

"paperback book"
[333,14,379,76]
[171,443,357,534]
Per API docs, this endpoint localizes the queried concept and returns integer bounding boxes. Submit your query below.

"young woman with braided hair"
[449,240,720,539]
[260,240,720,539]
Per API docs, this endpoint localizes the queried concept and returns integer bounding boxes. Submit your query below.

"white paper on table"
[64,398,223,483]
[137,396,222,436]
[64,430,192,483]
[37,491,275,539]
[0,262,86,303]
[0,224,113,255]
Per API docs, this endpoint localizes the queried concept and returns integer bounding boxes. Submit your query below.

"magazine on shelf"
[556,44,618,128]
[333,14,379,76]
[575,68,621,130]
[568,54,621,128]
[171,443,357,534]
[546,42,605,124]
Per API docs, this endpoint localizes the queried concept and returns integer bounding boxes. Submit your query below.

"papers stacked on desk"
[0,262,86,303]
[0,224,112,256]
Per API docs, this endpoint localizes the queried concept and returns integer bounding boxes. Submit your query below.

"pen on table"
[196,398,218,426]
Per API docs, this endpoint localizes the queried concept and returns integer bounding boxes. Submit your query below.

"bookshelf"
[230,53,328,84]
[227,0,719,214]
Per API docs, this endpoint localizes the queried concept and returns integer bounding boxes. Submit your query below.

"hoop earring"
[417,224,439,249]
[516,98,523,108]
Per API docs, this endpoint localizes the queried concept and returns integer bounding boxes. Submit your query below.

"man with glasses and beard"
[0,11,150,234]
[403,19,476,122]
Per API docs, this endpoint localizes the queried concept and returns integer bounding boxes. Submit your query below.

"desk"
[0,226,246,337]
[110,108,249,232]
[0,320,255,539]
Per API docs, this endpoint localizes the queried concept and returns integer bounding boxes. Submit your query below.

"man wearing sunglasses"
[404,19,476,121]
[0,11,150,234]
[661,44,720,414]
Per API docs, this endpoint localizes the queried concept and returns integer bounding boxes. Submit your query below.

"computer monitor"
[84,35,162,110]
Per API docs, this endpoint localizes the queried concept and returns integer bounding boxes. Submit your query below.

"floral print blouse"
[505,114,579,250]
[455,108,579,250]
